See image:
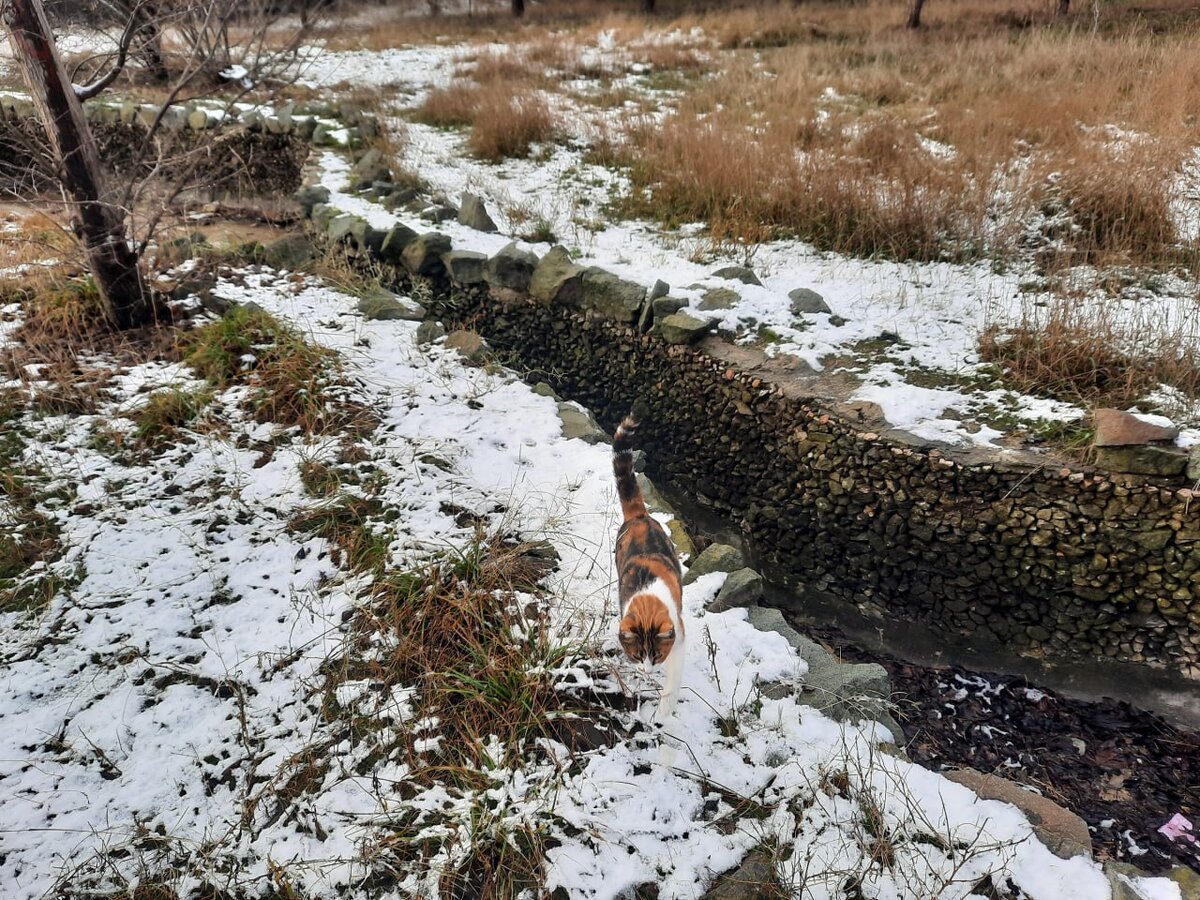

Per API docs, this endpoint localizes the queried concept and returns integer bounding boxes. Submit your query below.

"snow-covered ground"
[297,36,1200,452]
[0,271,1181,899]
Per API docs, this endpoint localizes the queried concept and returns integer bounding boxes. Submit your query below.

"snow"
[0,269,1181,898]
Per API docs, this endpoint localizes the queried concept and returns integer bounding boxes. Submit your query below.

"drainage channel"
[653,478,1200,878]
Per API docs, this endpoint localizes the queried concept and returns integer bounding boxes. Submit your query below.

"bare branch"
[73,1,146,101]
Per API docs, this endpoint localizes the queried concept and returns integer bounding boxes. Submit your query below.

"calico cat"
[612,411,685,722]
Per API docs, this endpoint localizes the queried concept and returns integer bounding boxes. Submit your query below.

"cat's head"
[618,593,676,666]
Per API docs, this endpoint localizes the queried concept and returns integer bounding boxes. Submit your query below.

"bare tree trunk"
[4,0,152,329]
[129,1,169,82]
[1057,0,1069,14]
[642,0,655,13]
[907,0,925,27]
[511,0,523,16]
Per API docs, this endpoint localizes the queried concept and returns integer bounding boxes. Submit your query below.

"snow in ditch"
[0,270,1176,899]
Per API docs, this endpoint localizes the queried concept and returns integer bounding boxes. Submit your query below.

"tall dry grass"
[417,77,560,161]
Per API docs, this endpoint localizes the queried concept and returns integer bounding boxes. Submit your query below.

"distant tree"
[512,0,523,16]
[642,0,655,13]
[906,0,925,28]
[1057,0,1069,14]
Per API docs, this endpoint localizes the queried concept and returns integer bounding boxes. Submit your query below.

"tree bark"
[906,0,925,28]
[511,0,523,16]
[1057,0,1069,14]
[4,0,152,329]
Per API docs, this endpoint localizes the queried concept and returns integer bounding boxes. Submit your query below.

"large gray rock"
[420,205,457,224]
[708,568,764,613]
[328,214,366,245]
[945,769,1092,860]
[357,290,425,321]
[361,227,389,255]
[293,185,330,217]
[653,296,688,319]
[556,401,607,444]
[402,232,452,276]
[1189,448,1200,482]
[486,243,539,292]
[658,312,716,344]
[415,320,446,345]
[1095,445,1188,477]
[262,234,313,270]
[636,473,676,515]
[789,287,831,315]
[458,192,498,232]
[698,287,739,311]
[442,250,489,284]
[649,279,670,301]
[712,266,762,286]
[530,245,585,304]
[444,330,491,365]
[683,543,745,585]
[580,268,646,323]
[351,148,391,186]
[378,224,419,264]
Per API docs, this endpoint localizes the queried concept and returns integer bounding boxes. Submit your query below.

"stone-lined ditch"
[291,163,1200,732]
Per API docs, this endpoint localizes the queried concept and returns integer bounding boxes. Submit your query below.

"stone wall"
[293,173,1200,704]
[0,94,355,196]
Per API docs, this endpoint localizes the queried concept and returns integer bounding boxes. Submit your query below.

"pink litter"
[1158,813,1196,844]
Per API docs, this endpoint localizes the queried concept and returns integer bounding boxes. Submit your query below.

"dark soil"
[799,622,1200,877]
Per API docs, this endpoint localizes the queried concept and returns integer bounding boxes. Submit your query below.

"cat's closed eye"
[656,630,675,641]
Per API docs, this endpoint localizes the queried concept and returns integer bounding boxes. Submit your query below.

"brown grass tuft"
[416,79,560,161]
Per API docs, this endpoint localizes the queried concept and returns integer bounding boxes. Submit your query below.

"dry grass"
[417,79,560,161]
[560,1,1200,266]
[181,304,366,435]
[980,295,1200,409]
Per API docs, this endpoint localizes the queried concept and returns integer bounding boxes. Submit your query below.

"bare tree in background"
[2,0,319,329]
[511,0,523,17]
[1057,0,1069,15]
[906,0,925,28]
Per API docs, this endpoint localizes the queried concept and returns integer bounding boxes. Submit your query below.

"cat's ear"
[619,629,635,641]
[656,629,675,641]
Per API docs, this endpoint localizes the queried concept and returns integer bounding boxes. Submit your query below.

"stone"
[327,214,363,244]
[1105,862,1157,900]
[444,330,491,365]
[351,148,391,187]
[186,108,210,130]
[486,243,539,292]
[415,321,446,345]
[944,769,1092,860]
[698,287,739,310]
[532,382,560,400]
[708,568,764,613]
[401,232,452,276]
[667,519,697,560]
[1095,445,1188,477]
[658,312,716,344]
[1171,866,1200,900]
[712,265,762,286]
[420,205,457,223]
[357,290,425,321]
[788,287,831,315]
[828,314,847,327]
[683,543,746,585]
[636,473,676,516]
[700,851,779,900]
[1189,448,1200,482]
[310,202,336,234]
[442,250,489,284]
[556,401,607,444]
[262,234,313,270]
[529,245,584,304]
[378,224,419,263]
[580,268,647,323]
[458,191,498,232]
[362,227,390,255]
[649,279,670,301]
[652,296,687,319]
[1094,408,1179,446]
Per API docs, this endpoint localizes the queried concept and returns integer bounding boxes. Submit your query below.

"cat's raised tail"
[612,411,647,523]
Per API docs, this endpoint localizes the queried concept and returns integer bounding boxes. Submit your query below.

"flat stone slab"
[708,567,764,613]
[1094,409,1179,447]
[945,769,1093,860]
